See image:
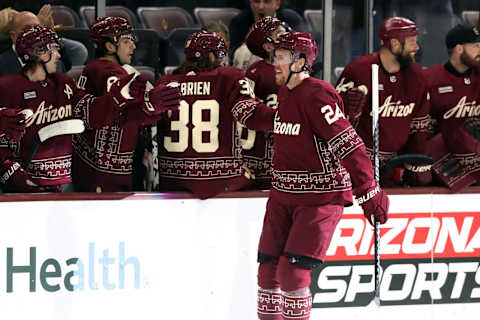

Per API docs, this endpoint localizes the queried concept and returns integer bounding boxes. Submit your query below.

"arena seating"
[136,6,195,38]
[52,5,85,28]
[79,5,140,27]
[462,11,480,26]
[167,27,202,66]
[193,7,240,27]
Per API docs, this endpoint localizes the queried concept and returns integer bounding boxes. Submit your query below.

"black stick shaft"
[372,63,381,305]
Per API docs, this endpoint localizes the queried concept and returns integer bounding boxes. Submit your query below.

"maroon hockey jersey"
[0,72,117,187]
[336,52,430,165]
[243,59,280,189]
[270,77,375,206]
[424,63,480,189]
[72,59,143,191]
[156,66,274,198]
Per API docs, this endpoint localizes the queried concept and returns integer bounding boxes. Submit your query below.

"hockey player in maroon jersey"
[155,30,275,199]
[241,17,288,189]
[252,32,389,320]
[0,25,159,193]
[336,17,432,187]
[425,24,480,191]
[72,17,181,192]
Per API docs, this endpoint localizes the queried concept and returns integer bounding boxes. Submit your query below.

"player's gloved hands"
[355,181,389,226]
[0,160,44,193]
[342,86,367,124]
[108,73,137,110]
[145,83,181,115]
[118,103,165,126]
[0,108,27,141]
[464,117,480,141]
[120,80,181,126]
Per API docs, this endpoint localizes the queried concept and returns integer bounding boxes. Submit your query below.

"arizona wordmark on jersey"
[375,95,415,118]
[443,96,480,119]
[24,101,72,126]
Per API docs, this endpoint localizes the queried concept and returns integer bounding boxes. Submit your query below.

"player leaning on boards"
[336,17,432,187]
[0,25,156,193]
[72,17,181,192]
[249,31,389,320]
[155,30,275,199]
[425,24,480,191]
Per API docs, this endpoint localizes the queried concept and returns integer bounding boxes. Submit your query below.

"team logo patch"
[438,86,453,94]
[464,78,471,85]
[389,75,397,83]
[23,91,37,100]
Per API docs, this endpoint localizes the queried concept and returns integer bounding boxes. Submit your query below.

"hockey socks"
[258,288,282,320]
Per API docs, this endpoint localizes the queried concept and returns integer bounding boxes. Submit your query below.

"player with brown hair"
[72,16,181,192]
[0,25,172,192]
[155,30,275,198]
[336,17,432,187]
[254,31,389,320]
[240,17,289,189]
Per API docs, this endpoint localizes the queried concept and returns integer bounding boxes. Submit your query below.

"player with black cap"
[425,24,480,191]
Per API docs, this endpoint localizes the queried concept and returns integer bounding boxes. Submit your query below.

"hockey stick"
[22,119,85,169]
[381,153,433,174]
[371,63,381,306]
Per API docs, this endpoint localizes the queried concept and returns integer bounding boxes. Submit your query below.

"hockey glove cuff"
[355,181,389,226]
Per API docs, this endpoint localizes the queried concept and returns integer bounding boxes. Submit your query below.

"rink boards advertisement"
[313,211,480,307]
[0,192,479,319]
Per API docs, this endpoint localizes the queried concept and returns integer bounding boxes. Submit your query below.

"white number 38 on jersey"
[321,103,345,125]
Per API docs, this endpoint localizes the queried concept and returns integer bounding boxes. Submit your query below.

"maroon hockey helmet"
[89,16,134,47]
[272,32,318,69]
[379,17,418,46]
[245,17,283,58]
[16,25,61,64]
[184,30,227,60]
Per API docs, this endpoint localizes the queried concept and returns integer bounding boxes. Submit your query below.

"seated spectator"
[36,4,88,67]
[229,0,306,62]
[0,7,15,41]
[0,10,67,76]
[1,3,88,67]
[232,42,262,70]
[204,20,230,50]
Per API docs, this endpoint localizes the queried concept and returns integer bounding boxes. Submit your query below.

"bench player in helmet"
[335,17,432,187]
[425,24,480,191]
[72,16,181,192]
[255,31,389,320]
[239,17,288,189]
[0,25,160,192]
[155,30,275,199]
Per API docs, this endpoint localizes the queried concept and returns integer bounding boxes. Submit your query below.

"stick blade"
[37,119,85,142]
